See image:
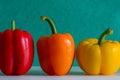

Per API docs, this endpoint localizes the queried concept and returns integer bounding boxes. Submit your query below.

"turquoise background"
[0,0,120,66]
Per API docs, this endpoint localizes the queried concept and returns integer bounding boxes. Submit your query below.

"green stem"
[98,28,113,45]
[11,20,15,30]
[41,16,57,34]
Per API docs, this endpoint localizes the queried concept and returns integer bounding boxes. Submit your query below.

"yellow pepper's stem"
[41,16,57,34]
[98,28,113,45]
[11,20,15,30]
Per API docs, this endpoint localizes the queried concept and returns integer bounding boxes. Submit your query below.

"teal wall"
[0,0,120,66]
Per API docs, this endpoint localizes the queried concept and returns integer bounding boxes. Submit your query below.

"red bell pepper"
[0,20,34,75]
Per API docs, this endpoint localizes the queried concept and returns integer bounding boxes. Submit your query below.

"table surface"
[0,67,120,80]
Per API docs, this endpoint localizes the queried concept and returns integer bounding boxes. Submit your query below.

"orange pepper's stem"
[98,28,113,45]
[41,16,57,34]
[11,20,15,30]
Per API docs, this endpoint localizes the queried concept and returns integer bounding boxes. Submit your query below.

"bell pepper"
[0,20,34,75]
[76,28,120,75]
[37,16,75,75]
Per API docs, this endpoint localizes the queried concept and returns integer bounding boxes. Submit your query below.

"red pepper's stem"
[41,16,57,34]
[11,20,15,30]
[98,28,113,45]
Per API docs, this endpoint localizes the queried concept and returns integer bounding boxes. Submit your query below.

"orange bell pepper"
[76,28,120,75]
[37,16,75,75]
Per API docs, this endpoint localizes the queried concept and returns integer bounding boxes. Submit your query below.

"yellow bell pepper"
[76,28,120,75]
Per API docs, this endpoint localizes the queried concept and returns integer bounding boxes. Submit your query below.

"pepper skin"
[76,28,120,75]
[0,20,34,75]
[0,32,2,70]
[37,16,75,75]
